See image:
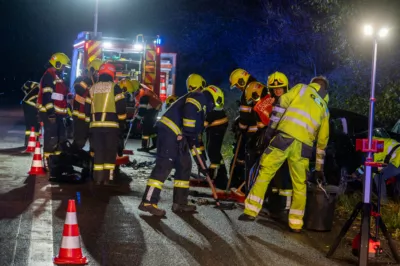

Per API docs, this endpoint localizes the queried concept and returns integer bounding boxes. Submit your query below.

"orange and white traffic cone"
[54,199,88,265]
[28,141,46,176]
[25,127,36,153]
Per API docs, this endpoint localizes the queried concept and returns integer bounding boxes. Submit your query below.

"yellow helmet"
[310,76,329,103]
[49,53,71,70]
[204,85,224,110]
[87,58,103,72]
[186,74,206,92]
[119,79,139,93]
[267,71,289,90]
[166,95,177,106]
[229,68,250,91]
[245,82,266,104]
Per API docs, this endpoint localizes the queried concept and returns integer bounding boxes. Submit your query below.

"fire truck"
[69,31,177,105]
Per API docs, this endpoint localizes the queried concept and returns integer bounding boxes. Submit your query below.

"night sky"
[1,0,400,107]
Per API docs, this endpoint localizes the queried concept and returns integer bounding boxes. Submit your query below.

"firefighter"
[186,74,208,162]
[21,81,40,147]
[352,136,400,202]
[228,68,258,189]
[136,85,162,152]
[72,58,102,150]
[37,53,71,166]
[84,63,127,185]
[204,85,229,189]
[239,76,330,233]
[263,71,293,217]
[138,87,217,216]
[165,95,177,109]
[242,81,269,191]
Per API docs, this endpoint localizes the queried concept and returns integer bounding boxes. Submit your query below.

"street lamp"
[94,0,99,37]
[359,24,389,266]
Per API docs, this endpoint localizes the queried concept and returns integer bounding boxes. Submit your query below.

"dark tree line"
[165,0,400,127]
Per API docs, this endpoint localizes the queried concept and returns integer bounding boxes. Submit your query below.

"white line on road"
[7,130,26,134]
[27,178,54,266]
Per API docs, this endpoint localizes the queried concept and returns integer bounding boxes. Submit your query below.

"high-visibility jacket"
[73,75,93,122]
[356,137,400,176]
[84,81,127,129]
[270,83,330,171]
[37,67,69,116]
[22,81,39,108]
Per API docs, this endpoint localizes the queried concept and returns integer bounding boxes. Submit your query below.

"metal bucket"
[304,183,339,231]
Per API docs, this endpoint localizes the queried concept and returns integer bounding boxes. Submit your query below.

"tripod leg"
[378,216,400,263]
[327,202,363,258]
[358,203,371,266]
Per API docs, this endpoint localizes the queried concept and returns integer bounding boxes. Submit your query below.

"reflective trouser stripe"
[285,196,292,210]
[243,137,308,229]
[174,180,190,189]
[104,164,115,170]
[279,189,293,196]
[94,164,104,171]
[147,179,163,190]
[142,135,150,140]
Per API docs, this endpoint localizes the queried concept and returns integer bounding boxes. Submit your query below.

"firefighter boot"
[148,135,157,151]
[138,202,166,216]
[171,203,197,213]
[137,138,150,152]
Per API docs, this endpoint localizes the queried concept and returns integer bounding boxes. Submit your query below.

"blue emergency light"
[156,37,162,45]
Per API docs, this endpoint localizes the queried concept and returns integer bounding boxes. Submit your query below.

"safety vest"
[37,68,68,115]
[89,81,119,128]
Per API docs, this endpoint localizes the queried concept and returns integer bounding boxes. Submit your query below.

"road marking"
[27,179,54,266]
[7,130,26,134]
[10,213,23,266]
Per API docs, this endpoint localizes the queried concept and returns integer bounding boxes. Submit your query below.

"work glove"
[48,115,56,124]
[177,135,189,154]
[314,170,327,185]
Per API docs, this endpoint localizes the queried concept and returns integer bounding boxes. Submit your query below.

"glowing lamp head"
[364,25,374,36]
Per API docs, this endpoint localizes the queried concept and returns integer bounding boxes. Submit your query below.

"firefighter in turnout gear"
[239,76,330,233]
[136,86,162,152]
[72,58,102,150]
[242,81,269,192]
[138,89,215,216]
[166,95,177,109]
[84,63,127,185]
[264,71,293,217]
[228,68,258,189]
[204,85,229,189]
[21,81,40,147]
[37,53,71,166]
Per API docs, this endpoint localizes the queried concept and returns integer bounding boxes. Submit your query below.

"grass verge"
[336,193,400,239]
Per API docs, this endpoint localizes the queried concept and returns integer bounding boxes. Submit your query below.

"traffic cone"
[28,141,46,176]
[54,199,88,265]
[25,127,36,153]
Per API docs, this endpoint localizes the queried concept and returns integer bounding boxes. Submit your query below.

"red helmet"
[98,63,116,79]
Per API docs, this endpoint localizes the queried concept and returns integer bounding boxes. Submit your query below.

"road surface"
[0,107,396,266]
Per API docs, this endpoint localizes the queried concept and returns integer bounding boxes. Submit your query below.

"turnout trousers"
[141,112,158,149]
[244,133,310,230]
[90,128,119,184]
[23,104,40,147]
[142,124,192,205]
[72,117,89,150]
[206,131,228,190]
[40,113,67,160]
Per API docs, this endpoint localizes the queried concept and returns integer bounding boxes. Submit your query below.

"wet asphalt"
[0,107,398,266]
